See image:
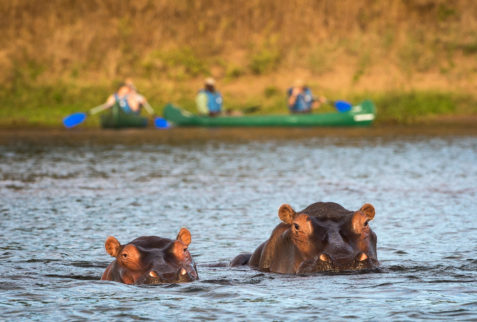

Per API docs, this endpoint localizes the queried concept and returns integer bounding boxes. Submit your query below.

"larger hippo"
[231,202,378,273]
[101,228,198,284]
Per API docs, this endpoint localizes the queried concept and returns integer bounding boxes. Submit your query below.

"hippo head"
[278,203,378,273]
[102,228,198,284]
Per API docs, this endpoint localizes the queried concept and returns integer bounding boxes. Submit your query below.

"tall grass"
[2,0,477,84]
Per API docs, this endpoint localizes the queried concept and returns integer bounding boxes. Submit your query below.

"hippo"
[231,202,378,273]
[101,228,198,284]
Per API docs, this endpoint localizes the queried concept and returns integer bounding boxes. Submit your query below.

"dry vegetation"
[1,0,477,126]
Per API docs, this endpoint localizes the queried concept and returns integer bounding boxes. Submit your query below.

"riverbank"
[3,1,477,129]
[2,78,477,129]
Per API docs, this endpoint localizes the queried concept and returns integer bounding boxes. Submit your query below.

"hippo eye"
[293,223,300,230]
[183,248,188,252]
[122,253,128,258]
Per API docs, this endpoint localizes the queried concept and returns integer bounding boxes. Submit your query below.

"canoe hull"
[163,101,376,127]
[100,104,148,129]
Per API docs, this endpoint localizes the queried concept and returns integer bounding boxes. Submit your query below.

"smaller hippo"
[231,202,378,274]
[101,228,198,284]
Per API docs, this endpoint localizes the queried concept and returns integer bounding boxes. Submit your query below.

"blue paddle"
[63,112,87,128]
[333,100,353,112]
[63,103,112,128]
[143,102,171,129]
[154,117,170,129]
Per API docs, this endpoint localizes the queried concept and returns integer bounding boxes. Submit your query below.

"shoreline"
[1,122,476,146]
[2,108,477,130]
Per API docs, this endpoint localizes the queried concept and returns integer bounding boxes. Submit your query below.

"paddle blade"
[63,112,87,128]
[154,117,170,129]
[334,100,352,112]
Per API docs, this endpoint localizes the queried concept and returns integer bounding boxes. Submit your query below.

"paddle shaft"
[90,103,113,115]
[143,101,155,115]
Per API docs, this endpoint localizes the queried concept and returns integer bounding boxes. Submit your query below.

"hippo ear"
[278,204,296,224]
[360,203,375,220]
[177,227,191,246]
[105,236,121,257]
[351,203,375,234]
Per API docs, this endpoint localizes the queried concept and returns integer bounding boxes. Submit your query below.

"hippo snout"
[297,252,378,273]
[140,265,198,284]
[140,269,179,284]
[177,265,199,282]
[142,270,163,284]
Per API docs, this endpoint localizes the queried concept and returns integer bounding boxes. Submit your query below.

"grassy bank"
[1,78,476,128]
[2,0,477,128]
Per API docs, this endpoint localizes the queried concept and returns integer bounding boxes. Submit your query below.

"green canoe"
[100,103,148,129]
[163,100,376,127]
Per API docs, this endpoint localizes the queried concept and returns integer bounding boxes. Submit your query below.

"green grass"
[0,81,113,127]
[351,91,477,124]
[249,47,281,75]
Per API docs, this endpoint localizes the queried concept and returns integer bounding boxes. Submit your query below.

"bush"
[372,91,457,123]
[142,48,209,79]
[249,48,281,75]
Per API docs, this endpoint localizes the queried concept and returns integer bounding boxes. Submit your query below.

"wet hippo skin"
[101,228,198,284]
[231,202,378,273]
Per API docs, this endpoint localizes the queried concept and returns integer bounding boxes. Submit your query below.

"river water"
[0,128,476,320]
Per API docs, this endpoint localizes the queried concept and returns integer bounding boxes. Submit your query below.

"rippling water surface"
[1,129,476,320]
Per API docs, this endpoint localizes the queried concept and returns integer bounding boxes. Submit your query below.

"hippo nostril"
[319,253,331,263]
[149,271,158,278]
[180,268,187,276]
[357,252,368,261]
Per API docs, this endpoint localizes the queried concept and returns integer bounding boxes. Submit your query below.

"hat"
[205,77,216,86]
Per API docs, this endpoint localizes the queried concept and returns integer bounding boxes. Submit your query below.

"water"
[1,129,476,320]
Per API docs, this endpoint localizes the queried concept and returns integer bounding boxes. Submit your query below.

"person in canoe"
[196,77,223,117]
[105,79,153,115]
[123,78,154,115]
[287,79,325,114]
[105,82,138,114]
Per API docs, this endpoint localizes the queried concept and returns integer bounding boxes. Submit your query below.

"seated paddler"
[123,78,154,115]
[287,79,325,114]
[105,81,143,115]
[196,77,223,117]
